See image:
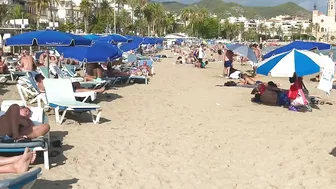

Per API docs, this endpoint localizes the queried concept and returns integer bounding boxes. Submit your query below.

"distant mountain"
[156,0,311,19]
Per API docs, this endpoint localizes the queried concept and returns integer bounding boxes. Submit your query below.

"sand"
[1,50,336,188]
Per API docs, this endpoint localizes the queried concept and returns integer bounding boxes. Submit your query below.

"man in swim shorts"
[223,45,233,78]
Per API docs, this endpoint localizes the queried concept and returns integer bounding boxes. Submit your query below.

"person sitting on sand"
[0,147,36,174]
[35,74,105,93]
[0,104,50,140]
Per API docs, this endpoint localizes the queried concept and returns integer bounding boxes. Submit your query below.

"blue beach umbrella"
[142,37,156,45]
[257,49,324,77]
[97,34,130,44]
[56,41,122,63]
[83,34,101,40]
[263,41,331,59]
[120,36,143,52]
[5,30,92,78]
[5,30,92,46]
[226,43,258,62]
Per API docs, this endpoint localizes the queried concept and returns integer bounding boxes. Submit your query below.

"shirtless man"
[252,44,261,76]
[18,50,35,71]
[0,104,50,140]
[38,50,48,66]
[223,45,233,78]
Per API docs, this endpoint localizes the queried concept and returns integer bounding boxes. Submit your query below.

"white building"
[312,0,336,41]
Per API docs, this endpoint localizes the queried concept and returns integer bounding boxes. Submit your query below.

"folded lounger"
[0,168,41,189]
[0,100,50,170]
[43,79,102,124]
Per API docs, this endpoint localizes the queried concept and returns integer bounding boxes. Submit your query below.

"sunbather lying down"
[35,74,105,93]
[0,147,35,174]
[0,104,50,139]
[251,82,290,107]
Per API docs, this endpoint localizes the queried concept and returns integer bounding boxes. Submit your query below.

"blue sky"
[155,0,328,12]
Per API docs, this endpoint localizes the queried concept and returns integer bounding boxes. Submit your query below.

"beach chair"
[139,60,154,75]
[0,100,50,170]
[127,54,137,63]
[82,63,120,85]
[50,65,84,83]
[17,72,47,108]
[0,168,41,189]
[43,79,102,124]
[62,65,76,77]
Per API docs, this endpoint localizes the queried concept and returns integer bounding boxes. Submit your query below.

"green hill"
[158,0,311,19]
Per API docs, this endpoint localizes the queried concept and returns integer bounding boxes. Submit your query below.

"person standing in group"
[198,44,205,64]
[217,43,223,62]
[252,44,261,77]
[223,45,233,78]
[329,50,334,60]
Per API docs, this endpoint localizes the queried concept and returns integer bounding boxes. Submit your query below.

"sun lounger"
[0,100,50,169]
[43,79,102,124]
[30,70,97,103]
[0,168,41,189]
[17,72,47,108]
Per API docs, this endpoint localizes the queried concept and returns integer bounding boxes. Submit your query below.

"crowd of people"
[171,40,316,112]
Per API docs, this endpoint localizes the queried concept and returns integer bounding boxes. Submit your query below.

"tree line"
[0,1,325,41]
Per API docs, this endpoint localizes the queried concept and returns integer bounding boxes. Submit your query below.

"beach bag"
[291,89,308,106]
[288,84,299,100]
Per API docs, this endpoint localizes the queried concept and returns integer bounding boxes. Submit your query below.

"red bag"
[288,84,298,100]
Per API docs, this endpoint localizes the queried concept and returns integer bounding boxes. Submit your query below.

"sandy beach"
[2,50,336,188]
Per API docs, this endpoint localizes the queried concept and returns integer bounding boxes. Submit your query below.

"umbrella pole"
[47,52,50,78]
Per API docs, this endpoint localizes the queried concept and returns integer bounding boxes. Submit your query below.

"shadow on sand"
[95,92,123,103]
[34,178,79,189]
[41,131,74,169]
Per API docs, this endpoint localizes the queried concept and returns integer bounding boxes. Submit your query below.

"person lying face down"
[0,104,50,139]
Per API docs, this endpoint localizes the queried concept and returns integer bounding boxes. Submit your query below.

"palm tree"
[276,26,283,40]
[314,23,320,41]
[305,23,313,40]
[118,8,131,34]
[143,3,154,35]
[80,0,91,33]
[48,0,59,29]
[99,0,112,32]
[164,13,176,34]
[9,4,26,28]
[0,3,9,26]
[31,0,48,29]
[297,24,303,40]
[270,22,276,37]
[181,7,193,29]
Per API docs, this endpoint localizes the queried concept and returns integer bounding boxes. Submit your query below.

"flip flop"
[326,102,333,105]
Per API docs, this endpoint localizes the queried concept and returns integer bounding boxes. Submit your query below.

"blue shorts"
[224,61,232,68]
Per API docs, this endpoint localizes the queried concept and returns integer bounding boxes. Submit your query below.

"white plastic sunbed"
[18,72,97,106]
[43,79,102,124]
